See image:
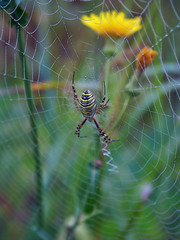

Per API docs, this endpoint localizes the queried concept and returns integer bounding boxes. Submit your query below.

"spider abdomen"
[79,90,97,118]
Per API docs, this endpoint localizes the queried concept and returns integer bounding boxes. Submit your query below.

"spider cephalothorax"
[72,71,116,143]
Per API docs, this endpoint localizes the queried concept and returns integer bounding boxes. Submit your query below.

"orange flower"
[136,46,158,71]
[81,11,142,38]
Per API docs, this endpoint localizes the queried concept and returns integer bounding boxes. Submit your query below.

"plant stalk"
[109,70,140,134]
[16,26,43,236]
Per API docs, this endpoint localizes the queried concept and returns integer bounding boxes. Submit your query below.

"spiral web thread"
[0,0,180,239]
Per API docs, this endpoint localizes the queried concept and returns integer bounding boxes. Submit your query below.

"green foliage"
[0,0,27,26]
[0,1,180,240]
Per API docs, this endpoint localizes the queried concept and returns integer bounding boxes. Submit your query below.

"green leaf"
[0,0,27,26]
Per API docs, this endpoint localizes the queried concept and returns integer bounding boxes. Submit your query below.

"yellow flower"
[136,46,158,71]
[81,11,142,38]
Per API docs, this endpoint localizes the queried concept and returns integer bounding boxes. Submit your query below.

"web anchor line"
[101,141,118,174]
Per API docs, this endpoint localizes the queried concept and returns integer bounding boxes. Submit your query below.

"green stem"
[66,211,81,240]
[16,26,43,236]
[109,70,140,134]
[109,96,130,134]
[66,161,101,240]
[104,60,111,94]
[66,194,87,240]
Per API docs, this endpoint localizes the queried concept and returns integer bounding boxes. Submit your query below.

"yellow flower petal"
[136,46,158,71]
[81,11,142,38]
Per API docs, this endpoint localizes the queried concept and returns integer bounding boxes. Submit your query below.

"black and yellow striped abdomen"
[79,90,97,119]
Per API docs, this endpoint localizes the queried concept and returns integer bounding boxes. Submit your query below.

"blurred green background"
[0,0,180,240]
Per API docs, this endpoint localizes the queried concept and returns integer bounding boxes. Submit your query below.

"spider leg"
[96,82,109,115]
[93,116,112,143]
[72,71,81,112]
[100,81,106,105]
[96,98,110,114]
[75,118,87,138]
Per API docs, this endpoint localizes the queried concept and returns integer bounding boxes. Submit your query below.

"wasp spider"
[72,71,117,143]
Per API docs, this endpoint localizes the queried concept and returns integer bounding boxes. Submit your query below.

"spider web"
[0,0,180,239]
